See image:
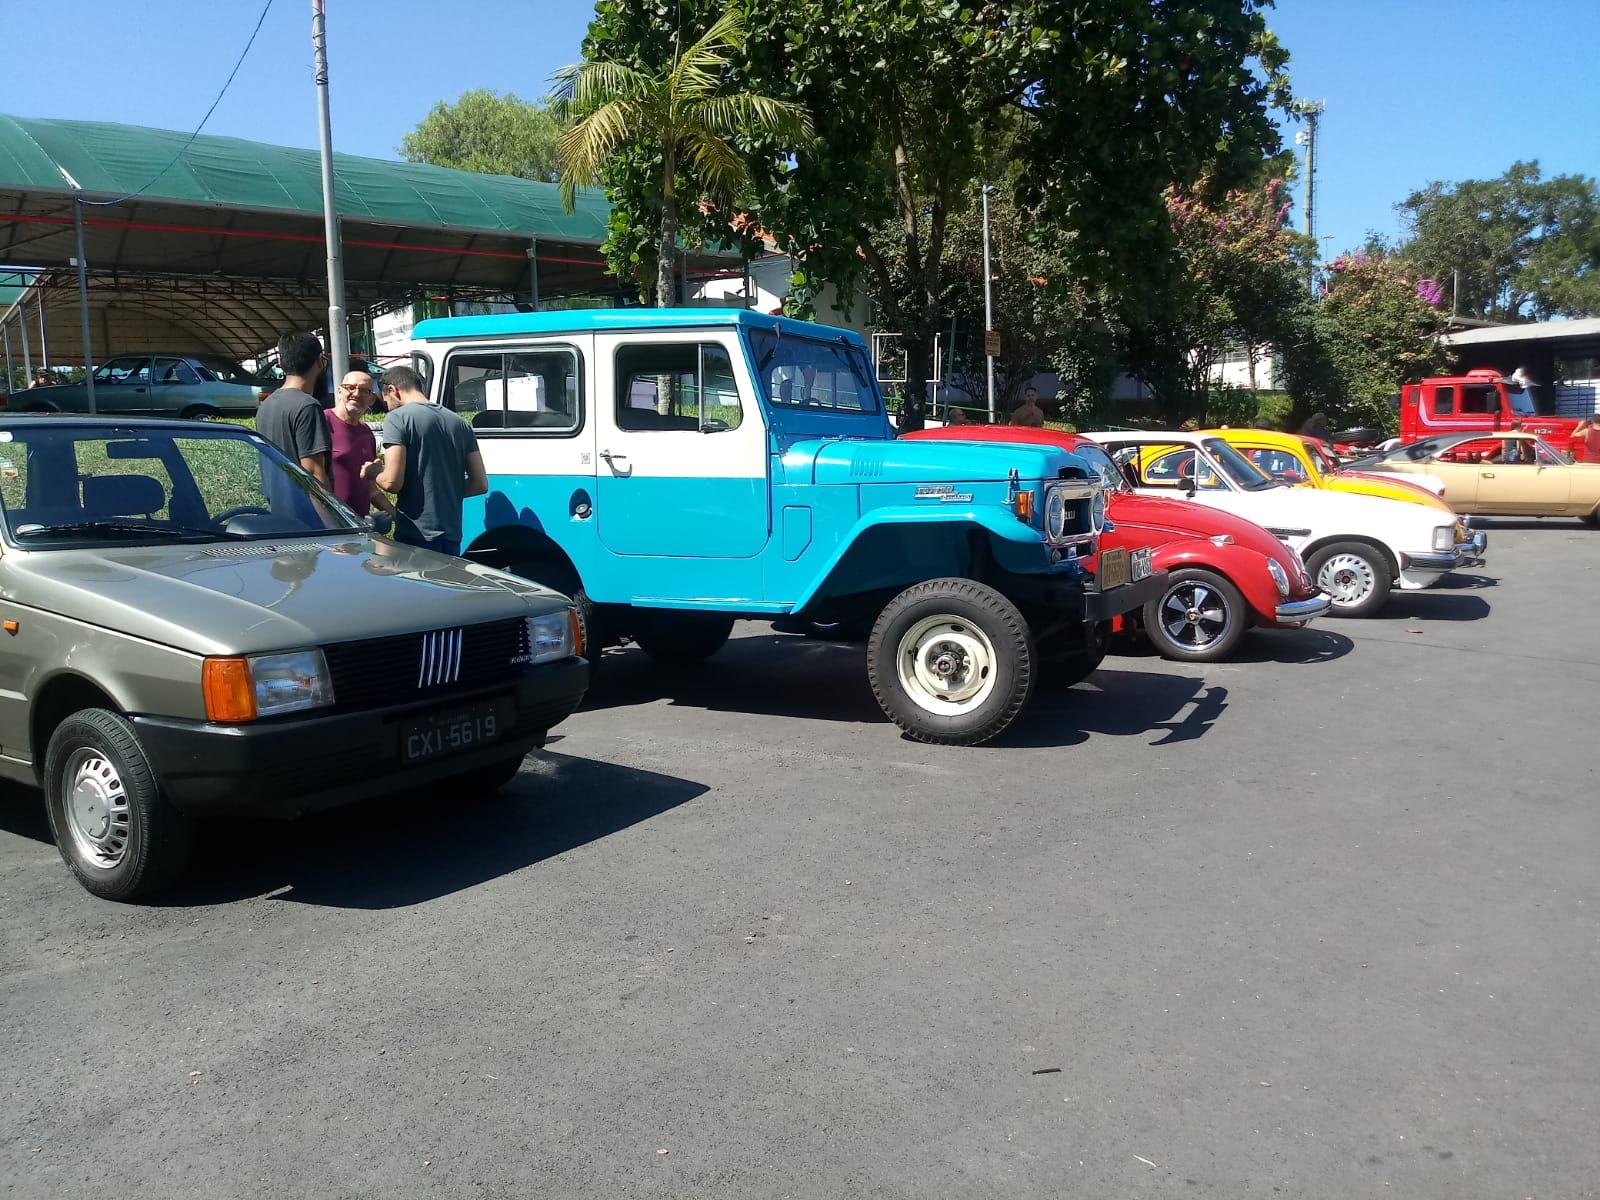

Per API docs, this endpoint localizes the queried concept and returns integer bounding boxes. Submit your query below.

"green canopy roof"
[0,114,610,240]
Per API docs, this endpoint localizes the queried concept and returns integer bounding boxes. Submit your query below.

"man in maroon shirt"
[323,370,394,517]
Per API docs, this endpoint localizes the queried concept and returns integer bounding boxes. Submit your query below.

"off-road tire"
[1142,568,1249,662]
[43,707,193,902]
[1307,541,1393,618]
[867,577,1034,746]
[1042,620,1112,688]
[630,612,735,665]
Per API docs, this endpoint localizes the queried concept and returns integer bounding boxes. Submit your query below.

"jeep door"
[595,331,769,559]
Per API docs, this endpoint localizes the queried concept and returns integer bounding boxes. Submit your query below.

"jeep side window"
[1432,385,1455,415]
[441,347,582,434]
[614,343,742,433]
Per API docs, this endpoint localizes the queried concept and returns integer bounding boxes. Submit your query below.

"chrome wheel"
[1159,580,1232,650]
[896,615,998,716]
[1318,552,1377,607]
[62,749,131,871]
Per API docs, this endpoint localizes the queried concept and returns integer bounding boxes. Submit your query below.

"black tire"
[452,754,526,797]
[43,707,193,901]
[630,611,735,665]
[867,577,1034,746]
[179,405,220,421]
[1142,568,1249,662]
[1042,620,1112,688]
[1583,505,1600,529]
[1306,541,1393,618]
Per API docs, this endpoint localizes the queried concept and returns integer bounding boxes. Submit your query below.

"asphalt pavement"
[2,520,1597,1198]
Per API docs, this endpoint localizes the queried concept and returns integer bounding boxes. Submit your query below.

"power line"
[80,0,277,207]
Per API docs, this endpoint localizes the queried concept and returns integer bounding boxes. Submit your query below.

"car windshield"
[192,356,262,385]
[1505,384,1537,416]
[1201,438,1280,490]
[1072,441,1129,492]
[746,329,882,414]
[0,424,360,548]
[1306,440,1341,475]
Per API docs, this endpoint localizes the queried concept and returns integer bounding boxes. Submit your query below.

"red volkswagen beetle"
[907,425,1331,661]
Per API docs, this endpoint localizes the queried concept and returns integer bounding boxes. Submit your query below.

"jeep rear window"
[746,330,881,414]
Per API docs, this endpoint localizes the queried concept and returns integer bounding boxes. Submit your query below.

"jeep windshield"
[0,423,360,548]
[1072,441,1130,492]
[746,329,882,414]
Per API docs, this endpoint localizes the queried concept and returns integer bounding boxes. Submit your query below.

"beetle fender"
[1149,542,1283,624]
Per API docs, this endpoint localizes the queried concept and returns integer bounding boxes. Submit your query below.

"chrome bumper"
[1405,530,1488,572]
[1273,592,1333,624]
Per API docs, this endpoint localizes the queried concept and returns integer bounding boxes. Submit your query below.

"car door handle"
[1482,471,1495,478]
[599,449,632,477]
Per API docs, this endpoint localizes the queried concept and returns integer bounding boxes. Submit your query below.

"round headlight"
[1090,491,1107,532]
[1044,488,1067,539]
[1266,557,1290,598]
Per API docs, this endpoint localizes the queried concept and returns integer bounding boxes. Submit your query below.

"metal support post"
[72,199,97,413]
[37,290,48,369]
[312,0,350,382]
[3,325,13,392]
[527,239,541,310]
[17,296,32,379]
[981,184,997,424]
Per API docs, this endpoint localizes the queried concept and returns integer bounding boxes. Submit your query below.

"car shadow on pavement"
[1369,575,1494,622]
[1110,626,1355,666]
[1469,517,1594,532]
[0,786,52,846]
[1000,668,1229,748]
[163,751,708,910]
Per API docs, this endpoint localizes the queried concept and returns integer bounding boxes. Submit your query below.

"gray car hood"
[0,536,567,657]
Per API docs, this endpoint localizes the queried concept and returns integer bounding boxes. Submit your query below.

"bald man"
[323,370,391,515]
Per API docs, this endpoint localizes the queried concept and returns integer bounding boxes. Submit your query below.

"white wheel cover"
[896,615,999,716]
[1318,552,1378,606]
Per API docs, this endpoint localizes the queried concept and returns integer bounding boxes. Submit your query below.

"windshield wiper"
[13,520,228,541]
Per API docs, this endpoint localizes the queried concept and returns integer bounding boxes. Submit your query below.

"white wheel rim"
[63,749,131,870]
[1318,552,1377,606]
[1159,580,1232,649]
[896,615,999,716]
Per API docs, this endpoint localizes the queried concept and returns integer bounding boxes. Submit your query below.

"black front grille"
[321,618,527,712]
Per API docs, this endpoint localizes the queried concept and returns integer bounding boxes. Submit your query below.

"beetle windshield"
[0,423,360,549]
[746,329,882,414]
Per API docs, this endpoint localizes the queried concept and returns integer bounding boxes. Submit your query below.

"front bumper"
[132,657,588,817]
[1403,529,1488,573]
[1273,592,1333,625]
[1085,570,1168,621]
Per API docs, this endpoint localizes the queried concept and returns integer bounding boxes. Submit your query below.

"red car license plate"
[401,703,503,765]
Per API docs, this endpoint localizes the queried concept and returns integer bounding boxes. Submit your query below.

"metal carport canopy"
[0,115,739,359]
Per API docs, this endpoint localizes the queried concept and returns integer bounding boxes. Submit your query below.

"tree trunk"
[898,330,929,434]
[656,150,679,309]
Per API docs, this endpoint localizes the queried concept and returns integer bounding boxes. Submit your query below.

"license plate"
[401,703,503,765]
[1098,547,1129,590]
[1130,546,1153,581]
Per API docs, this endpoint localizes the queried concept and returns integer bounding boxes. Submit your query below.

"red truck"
[1394,369,1597,462]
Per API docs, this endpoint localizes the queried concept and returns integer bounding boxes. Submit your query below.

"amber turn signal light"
[202,657,257,723]
[568,607,585,658]
[1012,490,1036,522]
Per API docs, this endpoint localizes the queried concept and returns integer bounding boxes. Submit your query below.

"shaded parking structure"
[0,114,738,374]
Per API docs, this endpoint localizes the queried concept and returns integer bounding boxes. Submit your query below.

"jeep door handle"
[599,449,632,476]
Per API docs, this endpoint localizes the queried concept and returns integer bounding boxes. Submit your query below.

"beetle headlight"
[1432,524,1454,551]
[1266,557,1290,598]
[525,610,575,664]
[202,649,333,723]
[1044,487,1067,540]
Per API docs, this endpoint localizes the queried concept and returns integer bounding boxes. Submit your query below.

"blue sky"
[6,0,1598,258]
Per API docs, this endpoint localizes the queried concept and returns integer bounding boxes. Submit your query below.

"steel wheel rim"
[897,615,998,716]
[1159,581,1232,649]
[62,748,131,870]
[1318,553,1377,606]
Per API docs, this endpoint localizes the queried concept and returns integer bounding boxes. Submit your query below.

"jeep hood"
[0,536,567,657]
[784,437,1086,485]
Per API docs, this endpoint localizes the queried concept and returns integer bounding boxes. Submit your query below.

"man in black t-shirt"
[256,332,332,489]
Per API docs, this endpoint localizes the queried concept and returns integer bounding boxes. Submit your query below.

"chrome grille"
[418,628,464,688]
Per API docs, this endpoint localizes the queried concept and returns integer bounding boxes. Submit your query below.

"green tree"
[399,90,565,181]
[552,9,810,309]
[1398,161,1600,321]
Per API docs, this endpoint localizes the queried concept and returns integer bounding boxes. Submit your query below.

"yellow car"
[1347,432,1600,525]
[1205,428,1453,512]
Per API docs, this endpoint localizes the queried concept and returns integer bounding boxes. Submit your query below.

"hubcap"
[1160,581,1231,649]
[1318,552,1376,606]
[62,749,131,870]
[897,616,998,716]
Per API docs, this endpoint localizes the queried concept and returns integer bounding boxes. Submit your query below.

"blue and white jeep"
[408,309,1162,745]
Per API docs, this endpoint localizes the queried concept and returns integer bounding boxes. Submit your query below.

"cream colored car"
[1349,432,1600,525]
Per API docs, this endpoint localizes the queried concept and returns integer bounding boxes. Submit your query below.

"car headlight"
[1090,490,1107,532]
[202,649,333,723]
[1266,557,1290,598]
[1432,524,1454,551]
[1044,487,1067,540]
[525,610,575,664]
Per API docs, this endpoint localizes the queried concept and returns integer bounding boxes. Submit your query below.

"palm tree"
[552,10,810,307]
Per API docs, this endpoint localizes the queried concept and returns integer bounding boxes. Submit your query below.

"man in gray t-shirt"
[372,365,487,556]
[255,332,331,517]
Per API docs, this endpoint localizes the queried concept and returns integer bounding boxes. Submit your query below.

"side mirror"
[699,419,730,434]
[367,511,394,536]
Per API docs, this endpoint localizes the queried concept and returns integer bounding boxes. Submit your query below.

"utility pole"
[1294,100,1325,292]
[981,183,997,424]
[312,0,349,382]
[71,199,97,413]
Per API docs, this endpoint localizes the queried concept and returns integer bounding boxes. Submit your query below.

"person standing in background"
[324,370,393,517]
[1011,386,1045,427]
[369,365,486,556]
[256,332,331,487]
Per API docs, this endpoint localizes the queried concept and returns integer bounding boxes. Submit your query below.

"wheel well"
[30,674,119,777]
[467,526,581,591]
[1301,535,1399,580]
